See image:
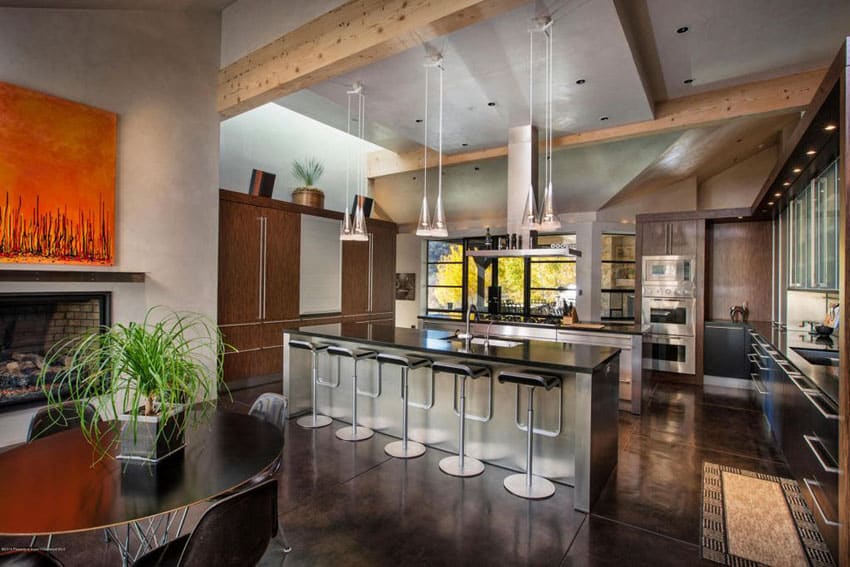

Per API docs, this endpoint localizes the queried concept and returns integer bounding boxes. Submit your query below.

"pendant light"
[415,53,449,238]
[340,84,359,241]
[350,83,369,242]
[538,17,561,231]
[521,26,540,230]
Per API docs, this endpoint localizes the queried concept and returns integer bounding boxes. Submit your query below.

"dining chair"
[133,478,278,567]
[26,401,98,442]
[247,393,291,553]
[0,550,63,566]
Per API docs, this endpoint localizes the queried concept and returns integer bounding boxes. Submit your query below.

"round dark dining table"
[0,410,284,536]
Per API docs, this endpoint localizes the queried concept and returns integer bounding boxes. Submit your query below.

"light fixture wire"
[430,61,448,238]
[351,84,369,241]
[415,62,433,236]
[522,25,540,229]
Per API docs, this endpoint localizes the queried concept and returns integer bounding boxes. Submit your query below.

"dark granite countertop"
[418,315,646,336]
[744,320,839,404]
[290,322,621,374]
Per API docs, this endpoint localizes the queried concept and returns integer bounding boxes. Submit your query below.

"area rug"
[701,462,835,566]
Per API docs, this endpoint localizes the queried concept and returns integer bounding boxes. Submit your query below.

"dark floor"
[0,377,789,566]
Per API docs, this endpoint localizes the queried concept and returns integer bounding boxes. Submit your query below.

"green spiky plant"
[291,157,325,187]
[36,307,231,463]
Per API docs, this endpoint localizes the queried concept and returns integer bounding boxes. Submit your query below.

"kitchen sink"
[442,336,522,348]
[791,347,840,367]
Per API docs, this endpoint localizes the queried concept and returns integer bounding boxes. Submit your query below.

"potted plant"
[291,157,326,209]
[36,307,228,464]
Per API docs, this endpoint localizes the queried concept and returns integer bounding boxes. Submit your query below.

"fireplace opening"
[0,293,110,409]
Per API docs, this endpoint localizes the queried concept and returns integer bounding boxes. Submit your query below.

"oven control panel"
[642,284,695,298]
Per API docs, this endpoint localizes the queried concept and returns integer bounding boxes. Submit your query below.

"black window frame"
[425,239,467,316]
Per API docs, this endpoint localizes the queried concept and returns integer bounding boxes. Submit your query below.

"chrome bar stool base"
[439,455,484,477]
[503,473,555,499]
[385,440,426,459]
[296,414,333,429]
[335,425,374,442]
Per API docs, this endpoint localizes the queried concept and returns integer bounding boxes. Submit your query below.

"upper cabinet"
[640,220,698,256]
[789,160,839,290]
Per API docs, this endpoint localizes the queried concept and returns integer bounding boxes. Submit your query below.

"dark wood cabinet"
[219,190,397,385]
[641,222,669,256]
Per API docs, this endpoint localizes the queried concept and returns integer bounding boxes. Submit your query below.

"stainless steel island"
[283,323,620,512]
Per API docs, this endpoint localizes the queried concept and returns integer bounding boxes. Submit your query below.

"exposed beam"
[367,67,827,178]
[218,0,529,119]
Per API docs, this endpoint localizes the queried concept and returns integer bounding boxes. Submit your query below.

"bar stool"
[498,369,562,499]
[291,339,333,429]
[432,360,492,477]
[327,345,377,442]
[376,353,432,459]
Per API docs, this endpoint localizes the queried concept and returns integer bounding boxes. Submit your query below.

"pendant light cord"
[437,62,443,201]
[422,66,429,204]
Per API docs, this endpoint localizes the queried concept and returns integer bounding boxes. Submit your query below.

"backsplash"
[786,290,839,332]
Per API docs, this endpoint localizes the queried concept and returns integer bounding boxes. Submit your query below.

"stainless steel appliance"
[641,297,696,336]
[642,255,694,289]
[641,255,696,374]
[643,334,695,374]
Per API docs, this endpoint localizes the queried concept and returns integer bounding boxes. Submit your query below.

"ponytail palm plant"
[36,307,229,463]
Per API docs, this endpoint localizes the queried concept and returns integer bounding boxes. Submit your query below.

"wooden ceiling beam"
[367,67,827,178]
[217,0,530,119]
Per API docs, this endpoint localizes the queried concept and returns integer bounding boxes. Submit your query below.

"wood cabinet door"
[263,207,300,322]
[218,200,262,325]
[669,220,697,256]
[641,222,669,256]
[370,226,396,315]
[341,239,369,315]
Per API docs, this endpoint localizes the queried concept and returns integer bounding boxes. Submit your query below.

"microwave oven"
[642,255,694,284]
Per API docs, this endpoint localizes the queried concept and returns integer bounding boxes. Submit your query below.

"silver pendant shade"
[342,83,369,242]
[416,53,448,238]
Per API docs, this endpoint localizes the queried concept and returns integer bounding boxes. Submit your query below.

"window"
[426,240,464,316]
[599,233,635,321]
[425,233,577,318]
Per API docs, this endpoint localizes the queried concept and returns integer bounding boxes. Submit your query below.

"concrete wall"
[0,7,221,446]
[395,234,424,328]
[598,176,698,222]
[698,146,778,211]
[220,103,382,213]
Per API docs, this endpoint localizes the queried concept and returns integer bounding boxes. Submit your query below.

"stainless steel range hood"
[467,124,579,262]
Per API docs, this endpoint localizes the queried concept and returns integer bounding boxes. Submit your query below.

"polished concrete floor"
[0,377,789,566]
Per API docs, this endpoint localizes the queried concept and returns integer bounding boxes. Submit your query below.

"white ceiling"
[0,0,234,9]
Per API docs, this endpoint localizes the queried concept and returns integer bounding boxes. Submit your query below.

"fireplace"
[0,293,110,409]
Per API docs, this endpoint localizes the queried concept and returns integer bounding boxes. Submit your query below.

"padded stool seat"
[291,340,334,429]
[327,347,377,441]
[433,359,491,478]
[498,369,562,500]
[376,353,432,459]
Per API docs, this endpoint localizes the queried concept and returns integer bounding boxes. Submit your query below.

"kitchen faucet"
[460,304,478,340]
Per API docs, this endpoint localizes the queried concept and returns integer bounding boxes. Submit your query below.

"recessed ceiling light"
[487,101,496,107]
[824,124,837,131]
[576,79,586,85]
[676,26,689,34]
[415,119,423,123]
[683,78,694,84]
[474,166,480,171]
[768,201,774,206]
[737,216,743,220]
[774,192,782,197]
[462,143,469,147]
[806,149,816,156]
[792,167,802,173]
[412,176,417,180]
[600,115,609,121]
[736,138,743,143]
[783,181,791,186]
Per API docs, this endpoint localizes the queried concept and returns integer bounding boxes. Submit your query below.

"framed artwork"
[0,82,117,265]
[395,273,415,301]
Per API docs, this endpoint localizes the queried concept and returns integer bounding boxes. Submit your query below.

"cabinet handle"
[803,435,839,474]
[368,233,374,312]
[262,217,268,320]
[748,353,769,372]
[257,217,264,320]
[788,373,817,394]
[802,390,839,420]
[750,373,767,395]
[803,478,839,526]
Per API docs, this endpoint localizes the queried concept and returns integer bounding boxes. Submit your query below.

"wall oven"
[643,334,695,374]
[641,297,696,336]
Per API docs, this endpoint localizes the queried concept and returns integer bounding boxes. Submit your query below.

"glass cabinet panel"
[600,233,635,321]
[788,160,838,291]
[789,187,809,288]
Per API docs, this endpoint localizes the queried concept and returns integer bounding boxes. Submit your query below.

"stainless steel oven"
[643,334,695,374]
[642,255,694,285]
[641,297,696,336]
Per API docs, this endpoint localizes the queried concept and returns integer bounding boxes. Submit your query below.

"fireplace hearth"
[0,293,109,409]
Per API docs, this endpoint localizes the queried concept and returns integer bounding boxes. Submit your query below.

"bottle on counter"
[510,233,517,250]
[517,234,523,249]
[484,227,493,250]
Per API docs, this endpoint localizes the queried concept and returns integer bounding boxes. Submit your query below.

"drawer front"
[221,323,263,351]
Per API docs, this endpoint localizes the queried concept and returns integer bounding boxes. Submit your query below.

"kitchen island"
[283,322,621,512]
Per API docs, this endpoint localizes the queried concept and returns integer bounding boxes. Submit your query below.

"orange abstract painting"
[0,82,116,265]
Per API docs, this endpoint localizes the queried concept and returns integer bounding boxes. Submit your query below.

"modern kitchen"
[0,1,849,566]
